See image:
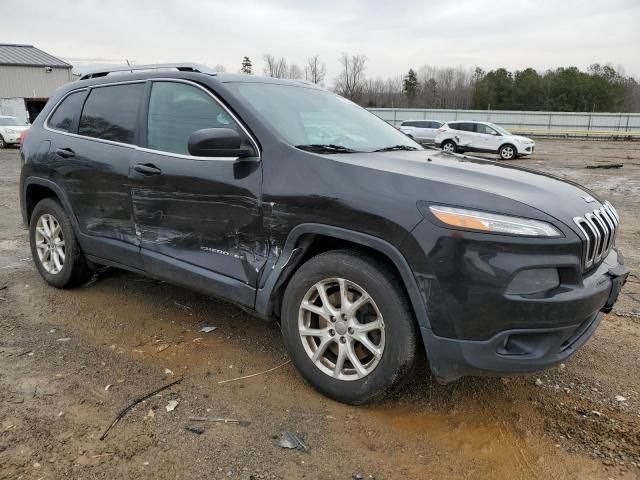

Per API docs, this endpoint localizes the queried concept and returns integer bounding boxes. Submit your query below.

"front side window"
[78,83,144,144]
[476,124,498,135]
[226,82,421,152]
[48,91,85,132]
[147,81,238,155]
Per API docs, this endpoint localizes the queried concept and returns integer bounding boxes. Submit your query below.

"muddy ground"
[1,140,639,480]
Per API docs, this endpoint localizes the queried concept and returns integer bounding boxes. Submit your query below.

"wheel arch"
[22,178,77,231]
[255,224,432,332]
[499,142,518,155]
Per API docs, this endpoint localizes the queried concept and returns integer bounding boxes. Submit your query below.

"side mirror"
[188,128,256,158]
[492,131,501,136]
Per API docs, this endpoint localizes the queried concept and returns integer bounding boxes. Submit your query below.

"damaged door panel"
[130,79,267,285]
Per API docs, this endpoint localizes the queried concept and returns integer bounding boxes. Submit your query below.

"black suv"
[20,64,628,404]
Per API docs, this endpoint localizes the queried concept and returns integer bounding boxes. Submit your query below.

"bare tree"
[304,55,326,84]
[212,64,226,73]
[262,54,289,78]
[288,64,303,79]
[334,53,367,101]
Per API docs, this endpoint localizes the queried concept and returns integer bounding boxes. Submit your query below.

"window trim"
[44,78,261,161]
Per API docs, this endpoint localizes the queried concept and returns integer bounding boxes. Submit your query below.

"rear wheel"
[29,198,93,288]
[499,144,516,160]
[441,140,457,153]
[281,250,417,404]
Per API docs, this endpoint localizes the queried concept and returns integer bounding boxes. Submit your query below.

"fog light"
[506,268,560,295]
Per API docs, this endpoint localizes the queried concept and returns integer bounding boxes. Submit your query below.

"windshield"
[0,117,21,126]
[488,123,511,136]
[226,83,422,152]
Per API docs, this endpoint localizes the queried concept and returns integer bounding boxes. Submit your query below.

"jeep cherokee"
[19,64,628,404]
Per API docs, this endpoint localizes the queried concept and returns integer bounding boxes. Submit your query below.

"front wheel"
[0,135,6,149]
[441,140,457,153]
[281,250,417,404]
[499,144,516,160]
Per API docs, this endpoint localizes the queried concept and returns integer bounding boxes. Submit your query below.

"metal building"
[0,44,73,124]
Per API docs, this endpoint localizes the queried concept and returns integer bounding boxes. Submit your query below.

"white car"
[399,119,443,143]
[0,116,29,148]
[434,121,535,160]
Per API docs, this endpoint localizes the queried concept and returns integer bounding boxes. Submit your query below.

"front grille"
[573,201,619,269]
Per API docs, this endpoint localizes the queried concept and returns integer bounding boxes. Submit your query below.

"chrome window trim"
[43,78,261,161]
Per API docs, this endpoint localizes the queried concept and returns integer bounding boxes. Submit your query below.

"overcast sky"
[4,0,640,81]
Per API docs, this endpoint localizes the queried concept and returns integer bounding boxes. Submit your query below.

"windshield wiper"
[295,144,362,154]
[372,145,420,152]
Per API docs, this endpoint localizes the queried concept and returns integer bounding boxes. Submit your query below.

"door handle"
[55,148,75,158]
[133,163,162,176]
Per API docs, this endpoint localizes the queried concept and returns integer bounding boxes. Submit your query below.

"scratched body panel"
[130,150,265,284]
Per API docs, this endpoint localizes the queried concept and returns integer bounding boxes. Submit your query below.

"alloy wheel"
[501,145,515,159]
[443,142,455,152]
[34,213,66,274]
[298,278,385,381]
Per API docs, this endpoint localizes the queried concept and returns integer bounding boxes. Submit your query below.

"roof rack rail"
[79,63,213,80]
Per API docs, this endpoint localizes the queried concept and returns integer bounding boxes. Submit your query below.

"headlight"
[5,128,16,134]
[426,205,562,237]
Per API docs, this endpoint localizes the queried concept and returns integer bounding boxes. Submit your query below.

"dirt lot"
[1,140,639,480]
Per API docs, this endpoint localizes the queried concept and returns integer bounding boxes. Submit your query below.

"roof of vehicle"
[401,119,443,123]
[444,120,493,125]
[75,63,324,89]
[0,43,71,68]
[0,115,17,118]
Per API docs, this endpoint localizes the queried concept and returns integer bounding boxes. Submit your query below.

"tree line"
[219,55,640,112]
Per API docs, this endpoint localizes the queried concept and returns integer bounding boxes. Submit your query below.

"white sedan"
[0,116,30,148]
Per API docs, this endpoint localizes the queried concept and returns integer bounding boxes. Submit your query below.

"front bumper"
[2,133,21,144]
[421,251,628,383]
[519,143,535,155]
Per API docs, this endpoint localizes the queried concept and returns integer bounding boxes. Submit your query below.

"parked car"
[399,119,443,143]
[435,121,535,160]
[20,64,628,404]
[0,115,29,148]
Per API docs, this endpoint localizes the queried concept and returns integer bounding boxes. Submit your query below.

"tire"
[0,135,6,149]
[441,140,457,153]
[281,249,417,404]
[499,144,516,160]
[29,198,93,288]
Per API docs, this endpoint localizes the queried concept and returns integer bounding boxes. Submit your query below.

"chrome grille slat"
[573,201,619,270]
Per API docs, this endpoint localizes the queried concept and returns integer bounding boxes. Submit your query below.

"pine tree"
[241,56,252,75]
[403,69,418,105]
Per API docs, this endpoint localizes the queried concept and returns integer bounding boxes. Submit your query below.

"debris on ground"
[278,431,309,452]
[99,378,182,440]
[56,337,71,342]
[166,400,179,412]
[105,384,113,391]
[188,416,251,427]
[615,395,628,402]
[218,360,291,384]
[185,426,205,435]
[535,378,543,386]
[199,326,217,333]
[164,368,174,376]
[585,163,623,169]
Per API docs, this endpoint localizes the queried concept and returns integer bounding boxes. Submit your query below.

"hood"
[512,135,533,143]
[333,149,601,228]
[0,125,29,132]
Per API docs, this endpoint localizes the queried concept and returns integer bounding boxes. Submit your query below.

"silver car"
[399,119,443,143]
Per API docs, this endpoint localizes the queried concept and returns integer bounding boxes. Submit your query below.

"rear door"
[46,82,144,267]
[450,122,475,148]
[130,79,265,292]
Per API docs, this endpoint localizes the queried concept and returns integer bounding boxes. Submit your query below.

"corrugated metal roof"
[0,44,71,68]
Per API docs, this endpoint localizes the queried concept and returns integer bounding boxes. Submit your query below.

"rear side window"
[401,121,415,127]
[448,122,459,130]
[78,83,144,144]
[48,91,85,132]
[457,123,476,132]
[147,81,238,155]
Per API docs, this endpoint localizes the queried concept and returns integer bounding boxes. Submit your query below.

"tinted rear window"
[78,83,144,144]
[48,91,85,132]
[401,121,416,127]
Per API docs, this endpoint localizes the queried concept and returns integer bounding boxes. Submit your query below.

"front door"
[129,80,265,288]
[474,123,502,152]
